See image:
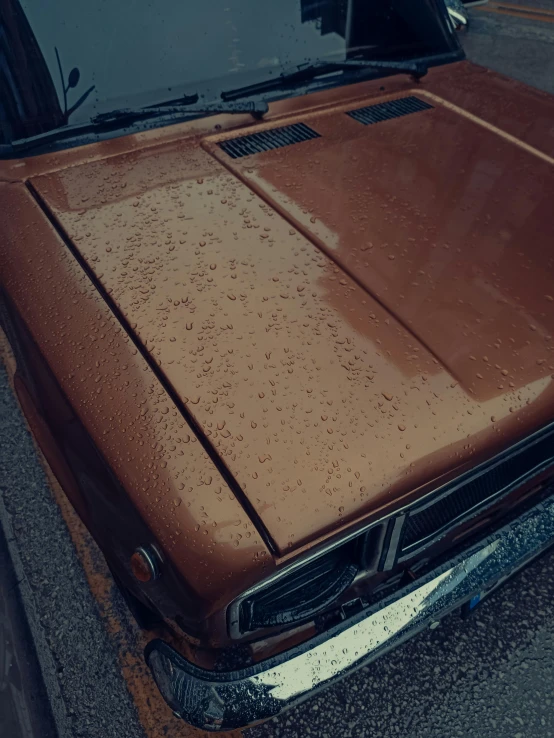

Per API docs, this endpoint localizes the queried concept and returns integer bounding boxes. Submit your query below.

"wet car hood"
[30,87,554,554]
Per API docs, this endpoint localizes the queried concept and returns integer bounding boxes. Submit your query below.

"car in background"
[1,0,554,730]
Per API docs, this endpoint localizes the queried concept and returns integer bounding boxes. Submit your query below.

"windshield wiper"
[222,59,427,102]
[91,97,268,130]
[7,96,268,155]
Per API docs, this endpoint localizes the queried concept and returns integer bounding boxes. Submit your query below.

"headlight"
[233,543,359,635]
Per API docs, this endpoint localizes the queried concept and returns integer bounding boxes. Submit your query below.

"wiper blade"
[8,96,268,154]
[222,59,427,102]
[91,97,269,129]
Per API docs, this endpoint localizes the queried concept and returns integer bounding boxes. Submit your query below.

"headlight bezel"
[227,523,387,638]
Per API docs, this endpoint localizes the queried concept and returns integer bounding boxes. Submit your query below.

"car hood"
[29,85,554,554]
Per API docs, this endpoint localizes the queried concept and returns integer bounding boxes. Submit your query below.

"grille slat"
[401,429,554,553]
[347,96,433,126]
[219,122,320,159]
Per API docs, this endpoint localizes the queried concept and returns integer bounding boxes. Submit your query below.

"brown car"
[1,0,554,731]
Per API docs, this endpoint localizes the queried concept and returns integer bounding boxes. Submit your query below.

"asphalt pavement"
[0,366,145,738]
[462,0,554,94]
[2,4,554,738]
[0,520,57,738]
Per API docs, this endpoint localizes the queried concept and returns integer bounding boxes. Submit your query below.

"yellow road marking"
[477,1,554,23]
[488,1,554,15]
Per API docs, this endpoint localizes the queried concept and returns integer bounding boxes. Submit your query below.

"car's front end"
[146,483,554,730]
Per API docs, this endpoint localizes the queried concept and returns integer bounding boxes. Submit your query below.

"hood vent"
[347,96,433,126]
[218,122,320,159]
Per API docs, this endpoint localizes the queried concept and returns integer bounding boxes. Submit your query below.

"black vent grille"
[239,545,357,632]
[218,122,320,159]
[347,96,433,126]
[402,429,554,553]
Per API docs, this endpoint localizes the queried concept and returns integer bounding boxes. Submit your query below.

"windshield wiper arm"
[91,97,269,130]
[222,59,427,102]
[8,97,268,154]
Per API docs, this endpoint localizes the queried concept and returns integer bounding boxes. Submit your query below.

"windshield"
[0,0,460,149]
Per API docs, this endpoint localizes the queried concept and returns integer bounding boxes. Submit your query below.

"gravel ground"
[0,366,145,738]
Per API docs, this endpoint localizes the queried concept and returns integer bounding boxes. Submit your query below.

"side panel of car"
[0,284,205,628]
[0,182,274,634]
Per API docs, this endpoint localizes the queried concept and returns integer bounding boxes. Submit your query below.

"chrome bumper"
[145,495,554,731]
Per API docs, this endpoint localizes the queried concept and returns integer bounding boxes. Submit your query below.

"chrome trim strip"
[382,515,405,571]
[146,493,554,731]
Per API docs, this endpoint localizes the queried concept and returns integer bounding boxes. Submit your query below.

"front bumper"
[145,494,554,731]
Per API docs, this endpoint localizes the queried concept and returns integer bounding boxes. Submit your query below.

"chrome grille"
[400,427,554,556]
